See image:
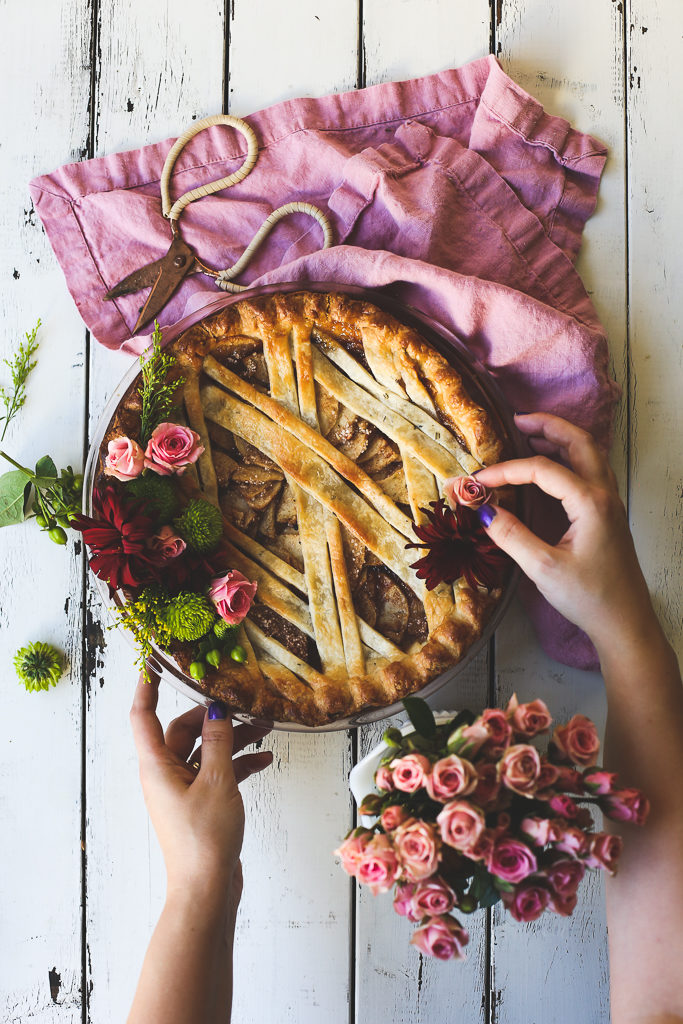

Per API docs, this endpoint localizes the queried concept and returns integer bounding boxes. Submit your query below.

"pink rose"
[380,805,409,832]
[550,890,578,916]
[471,763,501,807]
[584,832,623,875]
[499,744,541,798]
[391,754,432,794]
[521,816,554,847]
[554,765,585,793]
[357,834,401,894]
[375,765,395,792]
[536,761,561,793]
[149,525,187,561]
[437,801,485,853]
[393,819,441,882]
[412,876,456,917]
[144,422,204,476]
[468,827,496,864]
[544,858,585,896]
[104,436,145,481]
[548,794,579,819]
[334,831,372,877]
[425,754,477,801]
[410,915,469,961]
[209,569,257,625]
[502,880,550,923]
[443,474,491,511]
[393,882,419,921]
[553,715,600,767]
[489,837,537,884]
[583,769,619,796]
[554,825,590,858]
[601,788,650,826]
[506,694,553,738]
[481,708,513,756]
[447,719,491,758]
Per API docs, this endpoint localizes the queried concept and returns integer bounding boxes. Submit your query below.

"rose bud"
[375,764,395,792]
[506,694,553,738]
[548,794,579,819]
[425,754,477,801]
[583,769,619,795]
[536,760,561,793]
[391,753,432,793]
[412,876,457,918]
[393,819,441,881]
[357,835,402,894]
[443,474,491,511]
[410,915,469,961]
[501,880,551,923]
[489,837,538,885]
[149,525,186,561]
[481,708,513,757]
[549,890,578,916]
[584,832,623,875]
[543,857,585,896]
[552,715,600,767]
[333,830,372,877]
[554,765,585,793]
[601,788,650,826]
[521,817,554,847]
[380,805,409,832]
[470,762,500,807]
[393,882,419,921]
[436,801,485,853]
[447,719,491,758]
[359,794,384,817]
[498,744,542,797]
[104,436,145,481]
[554,825,590,858]
[467,827,496,865]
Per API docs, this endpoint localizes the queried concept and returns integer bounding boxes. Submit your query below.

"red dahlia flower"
[72,487,162,595]
[407,499,509,591]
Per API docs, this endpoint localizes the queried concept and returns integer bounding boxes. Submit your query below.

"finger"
[130,669,166,761]
[233,750,274,784]
[513,413,607,485]
[477,504,557,581]
[474,456,589,520]
[165,705,206,761]
[198,702,236,783]
[231,722,272,755]
[187,744,202,773]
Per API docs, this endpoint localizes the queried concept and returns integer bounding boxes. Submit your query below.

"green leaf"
[0,470,31,527]
[445,709,476,733]
[35,455,57,479]
[468,868,502,909]
[402,696,437,739]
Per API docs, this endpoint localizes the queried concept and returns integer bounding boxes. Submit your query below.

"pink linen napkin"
[30,54,618,672]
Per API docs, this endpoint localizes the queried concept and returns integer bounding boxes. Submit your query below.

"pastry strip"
[244,619,326,688]
[220,536,314,638]
[310,347,465,480]
[201,384,424,596]
[182,370,219,505]
[313,328,480,473]
[357,620,403,660]
[221,516,306,592]
[202,355,414,539]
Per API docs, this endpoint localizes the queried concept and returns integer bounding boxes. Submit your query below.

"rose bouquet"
[73,324,258,681]
[335,696,648,962]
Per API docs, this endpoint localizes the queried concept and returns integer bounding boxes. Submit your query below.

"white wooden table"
[1,1,681,1021]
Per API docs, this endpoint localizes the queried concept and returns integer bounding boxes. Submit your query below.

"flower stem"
[0,449,33,477]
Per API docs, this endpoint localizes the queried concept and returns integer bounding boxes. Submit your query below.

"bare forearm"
[127,883,237,1024]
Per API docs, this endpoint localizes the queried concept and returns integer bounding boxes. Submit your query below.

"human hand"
[130,670,273,904]
[473,412,657,653]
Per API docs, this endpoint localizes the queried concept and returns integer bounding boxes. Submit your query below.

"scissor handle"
[160,114,259,225]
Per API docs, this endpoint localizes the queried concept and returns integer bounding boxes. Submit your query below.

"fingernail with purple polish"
[208,701,227,721]
[477,504,497,528]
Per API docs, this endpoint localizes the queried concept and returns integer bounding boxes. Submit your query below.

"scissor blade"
[104,255,168,300]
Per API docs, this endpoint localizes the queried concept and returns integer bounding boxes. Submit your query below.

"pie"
[102,291,509,726]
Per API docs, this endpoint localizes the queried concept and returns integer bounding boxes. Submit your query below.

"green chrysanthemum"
[14,641,63,692]
[162,592,216,642]
[174,499,223,553]
[127,473,179,523]
[214,619,240,646]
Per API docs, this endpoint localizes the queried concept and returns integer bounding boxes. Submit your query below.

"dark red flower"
[72,487,162,595]
[407,499,509,591]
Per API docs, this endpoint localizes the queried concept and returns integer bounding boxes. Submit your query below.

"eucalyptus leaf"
[35,455,57,479]
[0,470,31,527]
[402,696,436,739]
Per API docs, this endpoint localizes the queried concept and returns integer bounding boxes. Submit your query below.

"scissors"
[104,114,334,335]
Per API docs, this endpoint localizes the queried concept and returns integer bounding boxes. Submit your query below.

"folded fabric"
[30,54,618,671]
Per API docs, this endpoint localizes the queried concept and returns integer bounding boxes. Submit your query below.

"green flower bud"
[383,727,403,747]
[189,661,205,680]
[230,644,247,664]
[14,641,64,692]
[174,499,223,553]
[358,793,384,816]
[49,526,68,545]
[458,894,477,913]
[206,648,222,668]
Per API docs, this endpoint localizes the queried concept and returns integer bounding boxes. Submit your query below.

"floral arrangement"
[335,696,649,962]
[71,324,258,682]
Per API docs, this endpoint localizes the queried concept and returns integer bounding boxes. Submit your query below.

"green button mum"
[14,641,64,692]
[162,592,216,642]
[174,498,223,553]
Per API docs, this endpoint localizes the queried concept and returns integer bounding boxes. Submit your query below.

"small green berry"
[189,661,205,680]
[14,641,64,692]
[49,526,68,545]
[56,515,71,529]
[230,644,247,664]
[206,649,222,669]
[458,894,477,914]
[72,475,83,493]
[35,513,49,528]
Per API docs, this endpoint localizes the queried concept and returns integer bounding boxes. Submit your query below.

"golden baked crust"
[102,291,507,726]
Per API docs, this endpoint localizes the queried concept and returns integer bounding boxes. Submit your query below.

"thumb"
[478,503,555,583]
[199,701,236,783]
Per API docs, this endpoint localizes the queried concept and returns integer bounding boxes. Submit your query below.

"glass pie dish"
[84,282,528,732]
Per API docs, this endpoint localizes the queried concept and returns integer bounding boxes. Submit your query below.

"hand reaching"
[473,412,656,653]
[129,670,273,902]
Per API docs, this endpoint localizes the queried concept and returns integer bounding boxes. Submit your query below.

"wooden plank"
[0,0,91,1019]
[84,4,225,1022]
[357,8,493,1021]
[492,1,628,1019]
[627,0,683,659]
